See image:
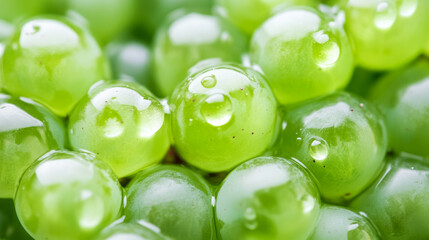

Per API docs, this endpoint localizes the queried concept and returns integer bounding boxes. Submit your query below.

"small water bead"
[244,207,258,230]
[309,139,328,161]
[137,103,165,138]
[200,93,233,127]
[375,1,397,30]
[201,75,217,88]
[312,31,340,68]
[400,0,418,17]
[78,193,105,230]
[96,107,124,138]
[301,195,316,214]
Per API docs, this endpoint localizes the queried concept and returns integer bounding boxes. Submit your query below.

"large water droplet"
[301,195,315,214]
[201,93,233,127]
[347,223,371,239]
[309,138,328,161]
[399,0,417,17]
[138,101,165,138]
[244,207,258,230]
[312,30,340,68]
[78,191,104,229]
[375,1,397,30]
[96,108,124,138]
[201,75,217,88]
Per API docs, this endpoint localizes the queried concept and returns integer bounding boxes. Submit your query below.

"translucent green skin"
[0,199,32,240]
[0,95,66,198]
[68,81,170,178]
[250,6,354,105]
[216,157,321,240]
[351,155,429,240]
[125,165,215,240]
[169,63,278,172]
[67,0,135,44]
[370,60,429,158]
[274,92,388,203]
[95,222,169,240]
[2,16,109,117]
[309,205,380,240]
[0,0,48,23]
[341,0,429,70]
[154,12,247,97]
[216,0,317,35]
[345,67,381,98]
[14,150,123,240]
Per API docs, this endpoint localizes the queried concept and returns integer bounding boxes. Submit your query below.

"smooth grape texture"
[370,60,429,157]
[0,0,48,23]
[125,165,215,240]
[95,222,168,240]
[14,150,123,240]
[0,95,65,198]
[2,16,109,116]
[216,157,321,240]
[69,81,170,178]
[351,155,429,240]
[341,0,429,70]
[154,11,247,97]
[274,91,387,203]
[250,6,354,105]
[169,63,278,172]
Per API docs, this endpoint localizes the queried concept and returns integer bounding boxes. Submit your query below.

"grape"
[345,67,382,98]
[0,199,32,240]
[340,0,429,70]
[350,154,429,240]
[274,91,388,203]
[250,6,354,105]
[68,81,170,178]
[14,150,123,240]
[0,20,14,41]
[154,11,247,97]
[0,95,66,198]
[169,63,278,172]
[216,0,318,35]
[308,205,380,240]
[66,0,135,44]
[0,0,48,23]
[2,16,109,117]
[216,156,321,240]
[125,165,215,240]
[370,60,429,157]
[95,221,169,240]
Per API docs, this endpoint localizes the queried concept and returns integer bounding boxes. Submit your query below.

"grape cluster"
[1,0,429,240]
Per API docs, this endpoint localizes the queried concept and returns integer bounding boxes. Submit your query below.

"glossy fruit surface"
[250,6,353,105]
[69,81,170,178]
[216,157,321,240]
[0,94,65,198]
[351,155,429,240]
[95,221,169,240]
[14,150,123,240]
[341,0,429,70]
[275,91,387,203]
[125,165,215,240]
[169,63,278,172]
[2,16,109,116]
[154,11,247,97]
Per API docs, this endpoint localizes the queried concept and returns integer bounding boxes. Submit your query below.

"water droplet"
[201,75,217,88]
[282,121,287,130]
[301,195,315,213]
[309,138,328,161]
[312,31,340,68]
[375,1,397,30]
[201,93,233,127]
[138,101,165,138]
[244,207,258,230]
[96,108,124,138]
[347,223,371,239]
[78,192,104,229]
[399,0,417,17]
[297,137,302,141]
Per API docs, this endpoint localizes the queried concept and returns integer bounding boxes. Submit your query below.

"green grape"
[0,0,48,23]
[309,205,380,240]
[345,67,382,98]
[216,156,321,240]
[136,0,213,35]
[0,199,32,239]
[341,0,429,70]
[14,150,123,240]
[66,0,135,44]
[250,6,354,105]
[274,91,387,203]
[216,0,318,35]
[154,11,247,97]
[351,154,429,240]
[0,95,66,198]
[370,60,429,157]
[2,16,109,117]
[125,165,215,240]
[0,20,14,41]
[95,221,169,240]
[68,81,170,178]
[169,63,278,172]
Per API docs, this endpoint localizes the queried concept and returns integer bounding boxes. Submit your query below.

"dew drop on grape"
[201,75,217,88]
[244,207,258,230]
[200,93,233,127]
[96,108,124,138]
[312,31,340,68]
[78,191,105,230]
[374,1,397,30]
[309,138,328,161]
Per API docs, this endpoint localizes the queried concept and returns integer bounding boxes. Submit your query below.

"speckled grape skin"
[0,94,66,198]
[95,222,169,240]
[125,165,215,240]
[68,81,170,178]
[309,205,380,240]
[351,155,429,240]
[250,6,354,105]
[274,91,388,203]
[341,0,429,70]
[370,60,429,158]
[2,16,109,117]
[154,11,247,97]
[14,150,123,240]
[169,63,278,172]
[216,157,321,240]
